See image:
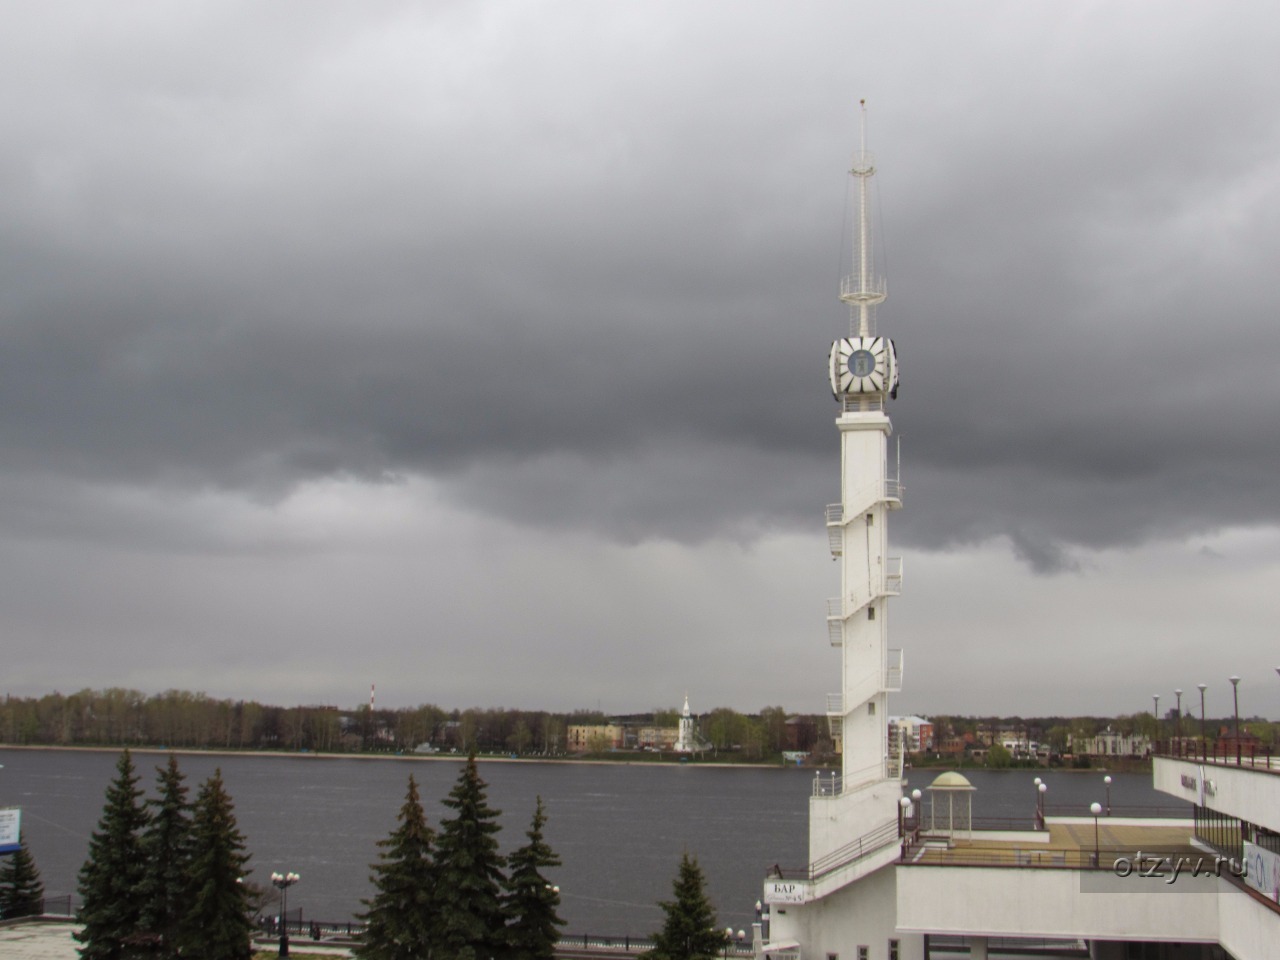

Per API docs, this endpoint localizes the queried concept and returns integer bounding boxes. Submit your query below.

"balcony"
[826,597,845,646]
[884,555,903,595]
[886,648,904,692]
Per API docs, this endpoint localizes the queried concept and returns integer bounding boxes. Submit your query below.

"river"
[0,749,1179,935]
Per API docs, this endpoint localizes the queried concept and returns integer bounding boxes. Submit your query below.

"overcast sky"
[3,2,1279,719]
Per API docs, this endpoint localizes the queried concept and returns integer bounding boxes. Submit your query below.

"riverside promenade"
[0,923,354,959]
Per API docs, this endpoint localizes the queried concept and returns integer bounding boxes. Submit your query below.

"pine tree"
[0,837,46,920]
[137,755,193,958]
[645,853,728,960]
[76,749,150,960]
[355,774,438,960]
[502,797,565,960]
[174,770,253,960]
[433,753,507,960]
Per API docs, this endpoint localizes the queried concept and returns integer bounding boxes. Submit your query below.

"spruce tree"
[355,774,438,960]
[645,853,728,960]
[433,753,507,960]
[76,749,150,960]
[0,837,46,919]
[137,755,193,957]
[175,770,253,960]
[502,797,565,960]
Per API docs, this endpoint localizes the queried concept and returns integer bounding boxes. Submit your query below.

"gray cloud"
[3,1,1280,711]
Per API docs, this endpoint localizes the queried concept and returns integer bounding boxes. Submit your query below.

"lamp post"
[1174,689,1183,744]
[271,871,300,958]
[1229,676,1241,745]
[898,795,911,837]
[1090,802,1102,867]
[1198,683,1207,749]
[1104,775,1112,816]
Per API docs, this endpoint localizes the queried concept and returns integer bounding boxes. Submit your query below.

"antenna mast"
[840,99,886,338]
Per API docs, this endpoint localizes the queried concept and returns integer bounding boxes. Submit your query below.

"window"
[889,940,899,960]
[868,703,876,716]
[857,948,868,960]
[868,607,875,620]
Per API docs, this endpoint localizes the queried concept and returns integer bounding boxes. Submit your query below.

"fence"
[1157,739,1280,771]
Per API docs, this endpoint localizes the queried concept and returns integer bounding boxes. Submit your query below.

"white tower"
[760,103,921,960]
[824,101,903,797]
[674,693,697,753]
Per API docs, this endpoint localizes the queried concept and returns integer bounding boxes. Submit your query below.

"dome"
[927,771,975,791]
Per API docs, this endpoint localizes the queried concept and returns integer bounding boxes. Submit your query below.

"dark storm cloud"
[2,1,1279,569]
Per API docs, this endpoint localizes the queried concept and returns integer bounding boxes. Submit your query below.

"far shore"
[0,742,823,771]
[0,743,1151,774]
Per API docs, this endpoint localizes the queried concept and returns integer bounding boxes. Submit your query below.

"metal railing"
[885,648,903,691]
[772,818,900,881]
[1156,739,1280,771]
[250,919,752,956]
[900,842,1205,872]
[0,895,73,921]
[884,556,903,594]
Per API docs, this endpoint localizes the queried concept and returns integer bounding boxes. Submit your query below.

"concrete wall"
[896,865,1218,942]
[809,778,900,865]
[1217,876,1280,959]
[770,864,922,960]
[1154,757,1280,831]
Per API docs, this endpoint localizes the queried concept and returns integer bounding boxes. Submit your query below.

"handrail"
[1155,739,1280,771]
[772,818,900,881]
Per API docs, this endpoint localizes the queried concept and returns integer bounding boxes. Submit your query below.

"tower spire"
[841,99,886,338]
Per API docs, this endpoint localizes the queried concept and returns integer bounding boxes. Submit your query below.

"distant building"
[566,723,626,752]
[889,715,935,754]
[674,694,708,753]
[1070,725,1151,758]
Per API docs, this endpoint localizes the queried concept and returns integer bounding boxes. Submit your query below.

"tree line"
[0,688,815,759]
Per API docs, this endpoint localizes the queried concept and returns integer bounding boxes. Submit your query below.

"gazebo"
[926,771,975,842]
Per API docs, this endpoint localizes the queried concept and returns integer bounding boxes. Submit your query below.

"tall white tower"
[761,103,922,960]
[826,101,902,794]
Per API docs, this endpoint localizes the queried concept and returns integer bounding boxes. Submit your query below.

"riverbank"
[0,741,822,770]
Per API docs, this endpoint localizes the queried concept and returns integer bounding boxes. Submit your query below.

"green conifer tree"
[175,770,253,960]
[433,753,507,960]
[502,797,565,960]
[645,853,728,960]
[137,755,193,957]
[0,837,46,919]
[76,749,151,960]
[355,774,438,960]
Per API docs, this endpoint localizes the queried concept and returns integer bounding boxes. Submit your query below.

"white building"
[889,716,934,754]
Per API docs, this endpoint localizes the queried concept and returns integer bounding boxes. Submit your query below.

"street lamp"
[1104,775,1112,816]
[1197,683,1207,748]
[271,871,300,958]
[1229,676,1241,745]
[1174,689,1183,743]
[1090,802,1102,867]
[898,795,911,837]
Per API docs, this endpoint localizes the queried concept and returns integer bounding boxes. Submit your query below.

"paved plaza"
[0,922,355,959]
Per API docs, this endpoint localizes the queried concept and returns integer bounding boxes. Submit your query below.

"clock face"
[848,350,877,379]
[829,337,898,396]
